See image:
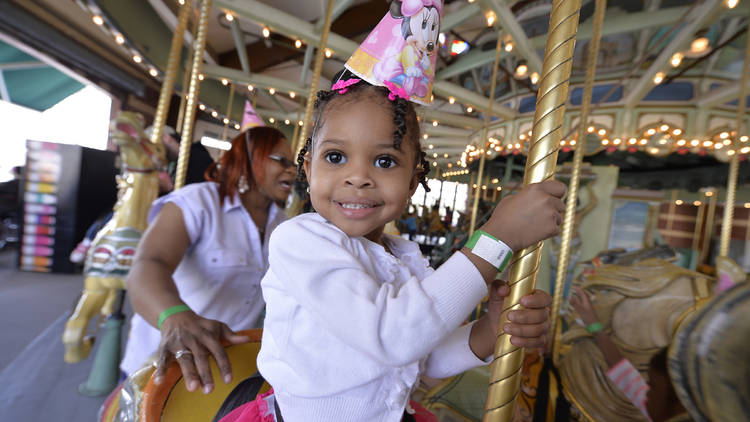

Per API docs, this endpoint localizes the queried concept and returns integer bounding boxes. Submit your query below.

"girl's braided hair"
[294,70,430,197]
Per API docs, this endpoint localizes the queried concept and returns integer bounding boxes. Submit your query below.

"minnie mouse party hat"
[345,0,443,105]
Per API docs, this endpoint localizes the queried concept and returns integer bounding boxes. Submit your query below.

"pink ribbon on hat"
[331,78,361,94]
[383,81,410,101]
[401,0,442,16]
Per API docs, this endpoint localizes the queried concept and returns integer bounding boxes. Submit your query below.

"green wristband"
[586,321,604,334]
[465,230,513,273]
[158,304,191,330]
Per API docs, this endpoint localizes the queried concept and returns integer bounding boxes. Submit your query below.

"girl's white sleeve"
[268,217,487,367]
[423,321,491,379]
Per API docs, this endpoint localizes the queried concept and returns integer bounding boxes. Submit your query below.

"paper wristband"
[465,230,513,273]
[586,321,604,334]
[158,304,191,330]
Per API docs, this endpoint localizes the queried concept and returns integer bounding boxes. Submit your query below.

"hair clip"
[331,78,361,94]
[383,81,410,101]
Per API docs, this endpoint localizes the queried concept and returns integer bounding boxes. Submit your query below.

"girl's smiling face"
[304,94,420,244]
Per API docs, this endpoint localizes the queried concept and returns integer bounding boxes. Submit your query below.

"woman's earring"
[306,186,310,194]
[238,174,250,194]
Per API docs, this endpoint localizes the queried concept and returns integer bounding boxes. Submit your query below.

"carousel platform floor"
[0,248,131,421]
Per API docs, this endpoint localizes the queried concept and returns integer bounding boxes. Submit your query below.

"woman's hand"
[153,311,250,394]
[470,282,552,359]
[569,286,598,326]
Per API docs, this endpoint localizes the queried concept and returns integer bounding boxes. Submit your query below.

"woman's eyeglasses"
[268,154,296,169]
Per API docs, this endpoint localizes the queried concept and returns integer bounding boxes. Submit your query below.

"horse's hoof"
[64,336,95,363]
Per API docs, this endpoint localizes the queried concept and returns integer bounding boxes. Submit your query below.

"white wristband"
[466,230,513,272]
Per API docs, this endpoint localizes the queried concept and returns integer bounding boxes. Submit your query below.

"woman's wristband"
[158,304,191,330]
[586,321,604,334]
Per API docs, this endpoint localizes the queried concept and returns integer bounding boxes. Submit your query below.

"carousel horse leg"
[62,276,110,363]
[79,289,126,396]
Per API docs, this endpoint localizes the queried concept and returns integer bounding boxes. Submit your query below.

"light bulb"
[92,15,104,26]
[515,63,528,78]
[262,27,270,38]
[670,52,683,67]
[486,12,496,26]
[690,37,709,55]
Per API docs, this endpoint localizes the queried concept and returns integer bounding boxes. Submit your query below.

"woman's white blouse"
[258,213,489,422]
[120,182,286,375]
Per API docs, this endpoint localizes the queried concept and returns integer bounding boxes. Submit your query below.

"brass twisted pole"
[551,0,607,363]
[177,7,199,135]
[175,0,212,190]
[719,21,750,257]
[296,0,336,153]
[483,1,581,420]
[469,34,504,236]
[150,0,192,145]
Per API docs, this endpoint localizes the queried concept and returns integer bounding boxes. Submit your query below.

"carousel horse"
[557,248,716,421]
[99,330,267,422]
[63,111,166,363]
[669,281,750,422]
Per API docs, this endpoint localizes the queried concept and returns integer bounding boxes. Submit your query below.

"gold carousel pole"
[483,1,581,420]
[296,0,336,153]
[176,6,199,135]
[469,34,503,236]
[150,0,192,145]
[718,22,750,257]
[175,0,212,190]
[551,0,607,363]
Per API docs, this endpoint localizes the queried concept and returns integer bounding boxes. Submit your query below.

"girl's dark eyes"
[324,152,345,164]
[375,156,396,169]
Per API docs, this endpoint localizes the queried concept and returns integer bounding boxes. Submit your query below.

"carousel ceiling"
[2,0,748,183]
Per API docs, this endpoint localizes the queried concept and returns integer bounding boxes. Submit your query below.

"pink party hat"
[345,0,443,105]
[241,99,265,131]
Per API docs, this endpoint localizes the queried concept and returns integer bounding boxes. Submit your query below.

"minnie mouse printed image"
[345,0,443,104]
[374,0,441,99]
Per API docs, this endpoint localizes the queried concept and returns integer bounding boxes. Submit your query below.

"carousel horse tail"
[532,357,570,422]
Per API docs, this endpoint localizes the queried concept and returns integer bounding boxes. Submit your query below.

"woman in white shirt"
[122,127,297,395]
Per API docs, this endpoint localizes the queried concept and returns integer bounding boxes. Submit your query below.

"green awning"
[0,40,84,111]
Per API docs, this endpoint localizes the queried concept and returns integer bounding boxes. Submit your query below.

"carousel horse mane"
[559,250,713,421]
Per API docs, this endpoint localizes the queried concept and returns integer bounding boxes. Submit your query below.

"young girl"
[219,73,565,422]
